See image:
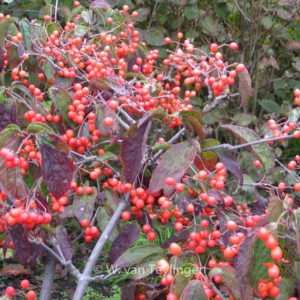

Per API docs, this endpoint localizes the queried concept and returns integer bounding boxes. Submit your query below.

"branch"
[72,195,130,300]
[202,134,294,152]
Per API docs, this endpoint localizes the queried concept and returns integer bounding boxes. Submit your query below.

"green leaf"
[0,18,16,47]
[112,245,163,268]
[180,110,205,141]
[170,273,190,299]
[222,125,275,172]
[48,87,76,128]
[0,124,20,148]
[267,196,283,223]
[19,18,32,51]
[74,25,88,37]
[46,23,62,35]
[96,206,119,241]
[148,140,197,196]
[259,100,281,113]
[44,59,54,81]
[81,10,92,23]
[184,5,199,20]
[27,122,54,134]
[135,7,150,22]
[260,16,273,30]
[152,142,172,151]
[145,28,165,46]
[276,278,296,300]
[180,280,208,300]
[200,15,219,36]
[289,107,300,123]
[68,6,85,22]
[209,265,242,300]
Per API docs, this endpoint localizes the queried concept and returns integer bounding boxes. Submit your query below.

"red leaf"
[109,224,140,264]
[29,243,46,269]
[121,120,152,183]
[37,132,74,199]
[8,224,30,268]
[149,140,197,196]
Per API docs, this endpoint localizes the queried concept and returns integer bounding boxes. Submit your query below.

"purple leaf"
[222,125,275,172]
[138,108,164,128]
[8,224,30,268]
[55,226,72,261]
[29,242,46,269]
[109,224,140,264]
[7,45,22,69]
[149,140,197,195]
[37,132,74,199]
[90,0,111,8]
[218,152,243,185]
[121,120,152,183]
[34,192,50,212]
[0,46,4,72]
[121,282,137,300]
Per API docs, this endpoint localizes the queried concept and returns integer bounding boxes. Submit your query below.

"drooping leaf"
[149,140,197,195]
[0,134,30,201]
[62,187,96,222]
[89,77,129,95]
[180,110,205,142]
[259,99,281,113]
[19,18,32,51]
[238,69,251,108]
[194,139,220,171]
[170,273,190,298]
[37,132,74,199]
[96,206,119,241]
[218,152,243,185]
[8,224,30,268]
[121,120,152,183]
[0,18,16,46]
[222,125,275,172]
[0,100,17,132]
[180,280,208,300]
[209,265,242,300]
[112,245,163,268]
[109,224,140,265]
[48,87,76,128]
[267,196,283,223]
[55,226,72,261]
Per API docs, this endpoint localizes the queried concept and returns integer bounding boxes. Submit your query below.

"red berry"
[21,279,30,289]
[6,286,15,296]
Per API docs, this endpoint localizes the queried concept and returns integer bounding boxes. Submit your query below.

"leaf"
[267,196,283,223]
[27,122,54,134]
[0,100,17,132]
[160,229,190,248]
[144,28,165,46]
[68,6,85,22]
[276,278,296,300]
[260,16,273,30]
[109,224,140,265]
[90,0,111,8]
[6,44,22,69]
[0,134,30,201]
[149,140,197,195]
[194,139,220,171]
[222,125,275,172]
[8,224,30,268]
[37,132,74,199]
[180,110,205,142]
[96,206,119,241]
[183,5,199,21]
[74,25,88,38]
[112,245,163,268]
[200,15,219,36]
[238,69,251,107]
[55,226,72,261]
[170,273,190,298]
[44,59,54,81]
[29,242,46,269]
[89,77,129,95]
[0,125,20,150]
[259,100,281,113]
[209,265,242,300]
[62,187,96,222]
[121,120,152,183]
[49,87,76,128]
[1,264,30,276]
[180,280,208,300]
[19,18,32,51]
[232,232,257,300]
[218,152,243,185]
[0,18,16,47]
[0,46,4,72]
[135,7,151,22]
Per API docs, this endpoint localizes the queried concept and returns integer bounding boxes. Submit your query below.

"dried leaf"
[121,120,152,183]
[1,264,30,276]
[238,69,251,108]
